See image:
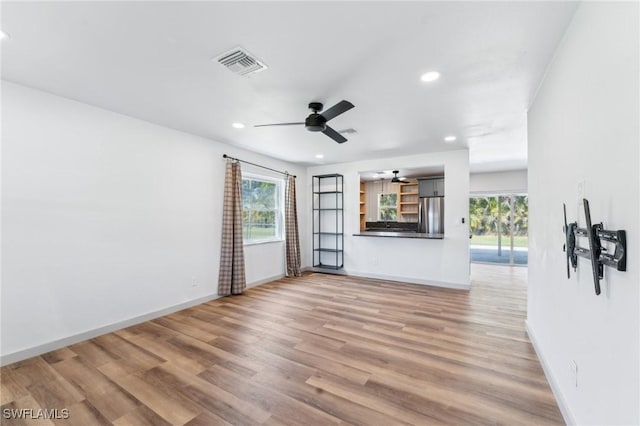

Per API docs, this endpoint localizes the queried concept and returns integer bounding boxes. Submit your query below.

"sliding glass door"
[469,194,528,265]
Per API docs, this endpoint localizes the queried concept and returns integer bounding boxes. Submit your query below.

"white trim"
[525,320,575,426]
[246,273,285,288]
[0,293,216,366]
[344,270,470,290]
[243,238,285,247]
[0,277,277,367]
[301,266,468,289]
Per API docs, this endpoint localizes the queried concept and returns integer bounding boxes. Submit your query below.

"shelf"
[400,212,418,215]
[313,174,344,272]
[314,263,344,270]
[315,173,345,178]
[399,201,418,205]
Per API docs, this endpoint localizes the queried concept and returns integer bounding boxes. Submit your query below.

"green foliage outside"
[379,193,398,221]
[469,195,528,245]
[242,178,279,240]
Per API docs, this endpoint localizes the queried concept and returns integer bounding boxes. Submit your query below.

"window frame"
[377,192,398,221]
[241,172,285,245]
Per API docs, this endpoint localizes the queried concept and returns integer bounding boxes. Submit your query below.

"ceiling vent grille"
[216,47,267,77]
[339,128,358,135]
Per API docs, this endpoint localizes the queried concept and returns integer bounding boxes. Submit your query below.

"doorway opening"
[469,194,528,265]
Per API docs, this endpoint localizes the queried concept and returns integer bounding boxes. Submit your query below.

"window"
[378,193,398,221]
[242,174,283,243]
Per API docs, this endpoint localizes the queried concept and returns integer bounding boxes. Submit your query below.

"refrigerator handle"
[417,198,423,233]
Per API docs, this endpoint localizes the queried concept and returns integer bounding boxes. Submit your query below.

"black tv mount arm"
[563,198,627,295]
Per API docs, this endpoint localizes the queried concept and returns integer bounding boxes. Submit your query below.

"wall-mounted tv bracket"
[563,199,627,295]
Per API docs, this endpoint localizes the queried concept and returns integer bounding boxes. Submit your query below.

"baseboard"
[344,270,471,290]
[247,273,285,287]
[525,320,574,425]
[0,276,277,366]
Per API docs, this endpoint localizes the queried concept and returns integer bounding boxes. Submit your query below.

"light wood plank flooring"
[1,264,563,425]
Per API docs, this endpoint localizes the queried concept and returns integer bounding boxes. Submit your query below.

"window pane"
[380,207,397,221]
[378,193,398,221]
[242,176,281,242]
[244,223,277,240]
[379,193,397,207]
[243,179,276,209]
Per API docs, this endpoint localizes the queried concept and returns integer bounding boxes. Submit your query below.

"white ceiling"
[1,1,577,172]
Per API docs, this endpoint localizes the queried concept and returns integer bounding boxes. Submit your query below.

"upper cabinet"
[418,177,445,197]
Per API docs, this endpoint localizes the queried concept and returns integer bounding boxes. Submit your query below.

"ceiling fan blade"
[320,100,354,122]
[254,122,305,128]
[322,125,347,144]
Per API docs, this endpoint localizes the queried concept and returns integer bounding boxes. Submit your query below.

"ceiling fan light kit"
[254,100,355,144]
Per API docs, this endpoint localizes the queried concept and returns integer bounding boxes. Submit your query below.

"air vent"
[215,47,267,77]
[338,128,358,135]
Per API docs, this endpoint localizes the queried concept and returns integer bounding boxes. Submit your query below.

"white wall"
[1,82,309,363]
[308,150,470,288]
[527,3,639,425]
[470,170,527,194]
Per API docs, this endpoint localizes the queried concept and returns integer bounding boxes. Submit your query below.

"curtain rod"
[222,154,296,178]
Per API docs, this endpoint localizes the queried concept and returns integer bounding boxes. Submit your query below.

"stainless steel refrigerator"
[418,197,444,234]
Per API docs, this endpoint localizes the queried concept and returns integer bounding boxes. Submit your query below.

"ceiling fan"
[254,100,354,144]
[391,170,409,183]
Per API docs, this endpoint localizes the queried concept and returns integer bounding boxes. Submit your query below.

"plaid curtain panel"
[285,175,302,277]
[218,161,246,295]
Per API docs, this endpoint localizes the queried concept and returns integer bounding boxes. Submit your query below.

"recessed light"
[315,154,324,159]
[444,135,457,142]
[0,30,9,40]
[420,71,440,82]
[232,122,245,129]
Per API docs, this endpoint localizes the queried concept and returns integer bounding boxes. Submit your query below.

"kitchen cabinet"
[418,177,445,197]
[312,174,344,270]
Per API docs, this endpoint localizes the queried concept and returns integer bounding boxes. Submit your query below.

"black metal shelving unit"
[312,174,344,270]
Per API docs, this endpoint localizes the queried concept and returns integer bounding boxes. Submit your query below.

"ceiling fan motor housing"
[305,114,327,132]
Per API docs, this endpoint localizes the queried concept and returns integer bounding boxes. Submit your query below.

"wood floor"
[1,264,563,425]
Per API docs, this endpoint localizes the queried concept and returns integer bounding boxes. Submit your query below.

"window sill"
[243,239,285,247]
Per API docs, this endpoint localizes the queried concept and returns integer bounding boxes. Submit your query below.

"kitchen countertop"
[353,231,444,239]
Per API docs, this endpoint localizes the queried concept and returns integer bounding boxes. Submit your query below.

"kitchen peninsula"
[354,222,443,239]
